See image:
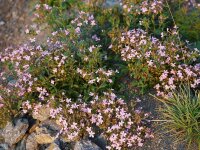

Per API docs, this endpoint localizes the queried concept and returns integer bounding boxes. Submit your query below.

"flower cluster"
[22,91,153,150]
[136,0,163,15]
[0,9,118,120]
[155,64,200,97]
[77,68,116,85]
[121,0,163,15]
[112,27,200,94]
[0,43,45,110]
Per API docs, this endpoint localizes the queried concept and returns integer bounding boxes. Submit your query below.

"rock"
[45,142,61,150]
[0,21,5,26]
[56,139,71,150]
[28,120,39,133]
[0,144,9,150]
[0,129,3,140]
[91,134,107,150]
[1,118,29,146]
[15,138,26,150]
[26,133,38,150]
[41,120,62,132]
[35,127,55,144]
[105,0,120,7]
[32,106,51,122]
[74,140,102,150]
[35,120,60,144]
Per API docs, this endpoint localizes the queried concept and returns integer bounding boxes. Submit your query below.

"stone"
[38,144,51,150]
[45,142,61,150]
[105,0,120,7]
[28,120,39,133]
[0,21,5,26]
[15,138,26,150]
[91,134,107,150]
[74,140,102,150]
[0,129,3,141]
[34,120,61,144]
[57,139,71,150]
[41,120,62,132]
[32,106,51,122]
[1,118,29,146]
[0,144,9,150]
[35,127,55,144]
[26,133,38,150]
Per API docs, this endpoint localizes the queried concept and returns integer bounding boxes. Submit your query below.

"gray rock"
[1,118,29,146]
[38,144,50,150]
[7,79,16,86]
[74,140,102,150]
[26,133,38,150]
[35,127,55,144]
[105,0,121,7]
[35,120,61,144]
[84,0,120,7]
[45,142,61,150]
[91,134,107,150]
[0,144,9,150]
[57,139,71,150]
[32,106,51,122]
[0,21,5,26]
[41,120,61,132]
[15,138,26,150]
[0,129,3,139]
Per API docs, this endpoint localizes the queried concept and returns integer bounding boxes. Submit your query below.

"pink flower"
[147,60,153,66]
[53,68,57,73]
[68,109,73,114]
[141,7,148,13]
[0,103,4,108]
[75,27,80,33]
[71,122,77,129]
[91,20,96,26]
[138,142,143,147]
[51,80,55,85]
[86,127,95,138]
[89,45,95,52]
[35,4,40,9]
[159,70,168,81]
[64,30,69,35]
[168,77,174,85]
[184,68,193,76]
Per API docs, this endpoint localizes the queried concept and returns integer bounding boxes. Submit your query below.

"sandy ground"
[0,0,31,49]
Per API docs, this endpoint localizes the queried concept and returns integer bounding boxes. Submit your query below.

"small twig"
[151,119,172,122]
[165,0,182,45]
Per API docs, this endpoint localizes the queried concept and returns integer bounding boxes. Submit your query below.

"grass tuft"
[157,85,200,149]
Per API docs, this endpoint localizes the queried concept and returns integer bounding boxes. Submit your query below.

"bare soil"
[0,0,32,49]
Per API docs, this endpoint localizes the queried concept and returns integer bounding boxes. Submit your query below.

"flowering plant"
[0,11,118,110]
[22,91,153,150]
[111,26,200,94]
[1,0,200,149]
[0,2,155,149]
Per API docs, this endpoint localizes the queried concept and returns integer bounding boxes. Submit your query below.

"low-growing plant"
[23,91,153,149]
[1,0,200,149]
[0,2,154,149]
[111,26,200,94]
[0,11,119,109]
[35,0,83,30]
[156,85,200,149]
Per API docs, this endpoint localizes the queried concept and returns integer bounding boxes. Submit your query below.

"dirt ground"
[0,0,31,49]
[0,1,198,150]
[137,93,190,150]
